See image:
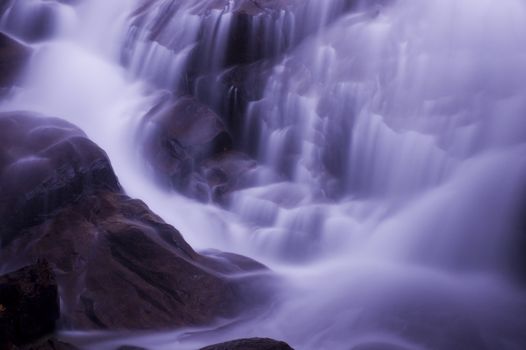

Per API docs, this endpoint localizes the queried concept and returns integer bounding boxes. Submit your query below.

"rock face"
[200,338,295,350]
[0,261,59,348]
[0,112,270,330]
[0,33,30,89]
[0,112,120,246]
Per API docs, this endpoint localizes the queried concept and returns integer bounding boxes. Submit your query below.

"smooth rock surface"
[0,112,121,245]
[200,338,295,350]
[141,95,232,200]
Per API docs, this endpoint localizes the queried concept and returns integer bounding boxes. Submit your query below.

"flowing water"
[1,0,526,349]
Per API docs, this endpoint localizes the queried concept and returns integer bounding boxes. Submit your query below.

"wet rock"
[125,0,295,82]
[1,192,269,330]
[191,60,272,140]
[0,112,121,245]
[116,346,148,350]
[201,151,256,203]
[0,32,30,89]
[17,338,80,350]
[0,0,67,43]
[0,261,59,348]
[141,95,232,199]
[200,338,295,350]
[0,112,270,330]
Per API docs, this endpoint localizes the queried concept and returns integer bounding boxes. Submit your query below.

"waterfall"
[1,0,525,349]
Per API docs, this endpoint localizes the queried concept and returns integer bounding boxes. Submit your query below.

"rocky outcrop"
[0,112,120,246]
[0,33,30,90]
[200,338,295,350]
[0,261,59,348]
[0,112,271,330]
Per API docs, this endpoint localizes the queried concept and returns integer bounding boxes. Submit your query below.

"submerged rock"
[201,151,256,203]
[200,338,295,350]
[0,261,59,348]
[0,112,271,330]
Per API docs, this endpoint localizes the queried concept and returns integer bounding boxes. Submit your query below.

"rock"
[0,112,121,245]
[191,60,272,140]
[201,151,256,203]
[0,261,59,348]
[0,0,67,43]
[200,338,295,350]
[0,112,270,330]
[18,338,80,350]
[0,32,30,89]
[141,95,231,199]
[140,94,258,203]
[2,192,269,330]
[125,0,295,84]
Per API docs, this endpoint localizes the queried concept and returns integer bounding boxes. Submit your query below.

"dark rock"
[0,112,121,245]
[125,0,295,83]
[0,261,59,348]
[1,190,269,330]
[19,338,80,350]
[0,113,270,330]
[141,95,232,200]
[191,60,272,142]
[0,32,30,89]
[200,338,295,350]
[116,346,148,350]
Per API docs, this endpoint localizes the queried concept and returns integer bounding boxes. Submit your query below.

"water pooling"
[1,0,526,349]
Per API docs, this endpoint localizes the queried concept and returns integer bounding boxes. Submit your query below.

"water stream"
[1,0,525,349]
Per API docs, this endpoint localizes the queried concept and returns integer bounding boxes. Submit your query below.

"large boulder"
[200,338,295,350]
[3,191,267,330]
[0,112,120,245]
[0,112,270,330]
[140,95,232,200]
[0,32,30,90]
[0,261,59,348]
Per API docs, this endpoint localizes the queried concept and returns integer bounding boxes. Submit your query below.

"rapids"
[1,0,525,349]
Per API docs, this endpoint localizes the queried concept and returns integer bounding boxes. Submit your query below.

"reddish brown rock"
[0,112,271,330]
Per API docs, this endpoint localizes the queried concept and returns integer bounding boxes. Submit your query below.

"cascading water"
[1,0,525,349]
